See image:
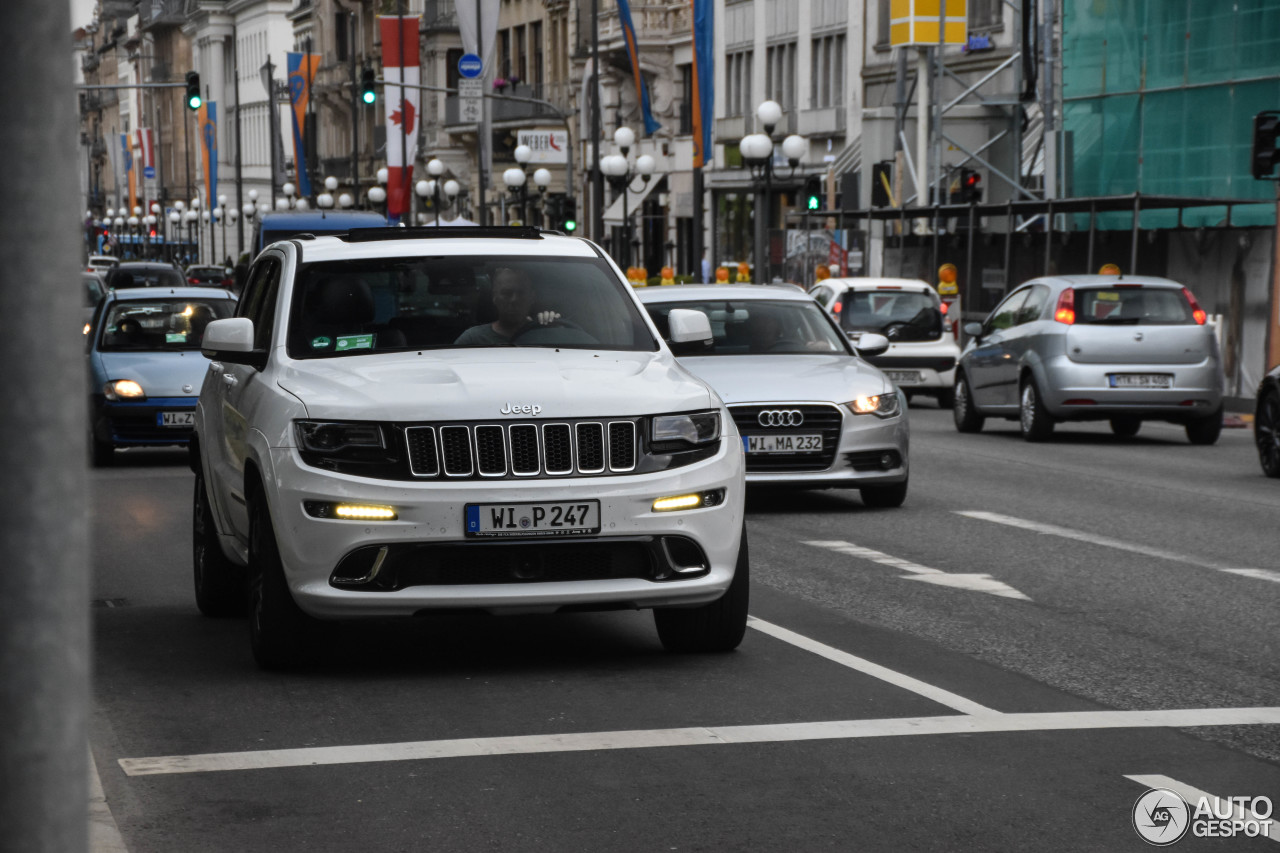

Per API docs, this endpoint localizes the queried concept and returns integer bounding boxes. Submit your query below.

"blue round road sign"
[143,166,156,180]
[458,53,483,79]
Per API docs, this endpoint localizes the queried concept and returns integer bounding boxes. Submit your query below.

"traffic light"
[561,197,577,232]
[185,71,201,111]
[360,66,377,105]
[804,175,822,212]
[951,167,982,204]
[1251,110,1280,180]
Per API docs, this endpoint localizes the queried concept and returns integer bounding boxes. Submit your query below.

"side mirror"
[963,322,984,338]
[667,308,713,344]
[855,332,890,358]
[201,317,265,368]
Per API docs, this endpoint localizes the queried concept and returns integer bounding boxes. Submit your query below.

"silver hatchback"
[954,275,1223,443]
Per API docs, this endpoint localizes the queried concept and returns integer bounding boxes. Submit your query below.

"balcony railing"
[423,0,458,30]
[138,0,187,28]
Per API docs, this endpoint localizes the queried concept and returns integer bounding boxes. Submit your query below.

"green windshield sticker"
[311,336,332,349]
[335,334,374,351]
[165,333,186,343]
[1096,292,1120,301]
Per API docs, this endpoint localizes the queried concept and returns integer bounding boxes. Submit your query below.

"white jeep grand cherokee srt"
[191,227,747,668]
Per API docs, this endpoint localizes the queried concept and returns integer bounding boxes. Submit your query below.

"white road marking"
[1125,774,1278,843]
[118,707,1280,777]
[89,748,129,853]
[748,617,997,715]
[803,540,1031,601]
[956,511,1280,584]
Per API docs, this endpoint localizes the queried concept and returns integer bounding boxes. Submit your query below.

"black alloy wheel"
[248,492,316,669]
[1257,389,1280,478]
[193,471,246,616]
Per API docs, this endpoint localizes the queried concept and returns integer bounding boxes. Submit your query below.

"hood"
[97,351,207,397]
[676,354,891,405]
[277,348,714,421]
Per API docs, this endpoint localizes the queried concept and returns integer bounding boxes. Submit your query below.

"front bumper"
[91,396,197,446]
[740,404,909,488]
[267,437,745,618]
[1041,356,1223,420]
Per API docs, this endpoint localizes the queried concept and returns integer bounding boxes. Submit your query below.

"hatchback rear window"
[1075,287,1196,325]
[839,290,942,341]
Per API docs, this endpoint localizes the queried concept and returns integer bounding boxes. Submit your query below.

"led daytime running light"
[652,494,703,512]
[333,504,397,520]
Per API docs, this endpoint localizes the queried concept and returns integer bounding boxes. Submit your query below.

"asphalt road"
[90,407,1280,852]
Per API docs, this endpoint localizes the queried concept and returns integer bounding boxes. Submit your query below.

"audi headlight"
[844,393,901,419]
[103,379,146,401]
[650,411,721,451]
[295,420,386,453]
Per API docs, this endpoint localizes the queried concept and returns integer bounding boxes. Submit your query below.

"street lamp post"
[217,194,228,265]
[369,168,388,222]
[443,179,460,222]
[167,211,180,263]
[414,178,436,225]
[513,145,532,225]
[426,159,446,227]
[533,168,551,228]
[599,127,656,270]
[739,100,808,283]
[502,167,527,225]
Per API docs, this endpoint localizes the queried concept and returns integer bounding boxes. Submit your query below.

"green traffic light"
[807,195,820,211]
[187,94,202,110]
[361,90,376,105]
[563,219,577,232]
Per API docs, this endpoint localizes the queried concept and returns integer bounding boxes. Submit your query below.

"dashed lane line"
[748,617,998,715]
[802,540,1031,601]
[1125,775,1279,843]
[117,707,1280,777]
[956,510,1280,585]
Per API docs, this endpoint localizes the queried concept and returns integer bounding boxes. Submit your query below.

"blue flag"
[691,0,714,167]
[616,0,661,137]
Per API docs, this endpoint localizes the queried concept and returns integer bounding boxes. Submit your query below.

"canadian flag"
[380,16,421,220]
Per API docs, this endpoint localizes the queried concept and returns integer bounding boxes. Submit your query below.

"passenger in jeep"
[454,266,561,346]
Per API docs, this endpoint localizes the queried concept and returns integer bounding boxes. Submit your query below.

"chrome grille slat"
[440,425,474,477]
[542,423,573,475]
[608,421,637,472]
[474,425,507,476]
[405,426,439,477]
[575,422,606,473]
[509,424,540,476]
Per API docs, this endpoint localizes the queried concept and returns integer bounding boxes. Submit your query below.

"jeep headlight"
[844,393,901,419]
[295,420,385,453]
[650,411,721,451]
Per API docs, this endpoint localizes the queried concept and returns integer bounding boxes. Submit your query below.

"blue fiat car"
[88,286,237,465]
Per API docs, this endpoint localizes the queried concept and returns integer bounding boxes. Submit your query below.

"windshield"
[1074,287,1197,325]
[643,299,849,355]
[839,289,942,341]
[285,256,657,357]
[107,266,184,289]
[98,297,237,351]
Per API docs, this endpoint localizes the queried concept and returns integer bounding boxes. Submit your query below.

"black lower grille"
[730,404,843,472]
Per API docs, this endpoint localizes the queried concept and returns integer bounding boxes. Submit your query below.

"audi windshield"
[642,299,849,355]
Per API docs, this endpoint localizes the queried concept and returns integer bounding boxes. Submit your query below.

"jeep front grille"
[404,419,641,480]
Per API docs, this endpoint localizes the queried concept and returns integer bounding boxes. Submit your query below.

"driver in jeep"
[454,266,563,346]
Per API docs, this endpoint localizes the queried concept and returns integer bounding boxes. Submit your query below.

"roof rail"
[338,226,547,243]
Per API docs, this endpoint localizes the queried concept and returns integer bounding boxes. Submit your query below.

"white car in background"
[636,285,910,508]
[810,277,961,408]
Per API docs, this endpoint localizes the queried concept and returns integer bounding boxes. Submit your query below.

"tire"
[1019,376,1055,442]
[654,529,749,653]
[193,471,246,617]
[1185,406,1223,446]
[1257,390,1280,478]
[953,374,985,433]
[248,491,315,669]
[1109,416,1142,438]
[90,424,114,468]
[934,388,955,409]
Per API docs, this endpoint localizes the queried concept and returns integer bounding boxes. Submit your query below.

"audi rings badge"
[758,409,804,428]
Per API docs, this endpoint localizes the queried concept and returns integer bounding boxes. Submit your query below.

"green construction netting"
[1062,0,1280,226]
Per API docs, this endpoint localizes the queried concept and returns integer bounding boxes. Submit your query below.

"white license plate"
[1108,374,1172,389]
[157,411,195,427]
[465,501,600,537]
[884,370,922,385]
[743,434,824,454]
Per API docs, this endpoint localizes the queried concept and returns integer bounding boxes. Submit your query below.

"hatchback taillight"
[188,277,200,285]
[1054,288,1075,324]
[1181,287,1207,325]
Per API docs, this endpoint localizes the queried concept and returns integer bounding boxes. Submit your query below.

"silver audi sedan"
[637,285,910,507]
[954,274,1224,443]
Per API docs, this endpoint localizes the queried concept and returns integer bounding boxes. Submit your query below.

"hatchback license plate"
[157,411,195,427]
[466,501,600,537]
[1108,373,1172,389]
[884,370,922,385]
[744,434,823,454]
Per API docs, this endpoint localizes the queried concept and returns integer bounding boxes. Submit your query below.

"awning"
[602,178,661,226]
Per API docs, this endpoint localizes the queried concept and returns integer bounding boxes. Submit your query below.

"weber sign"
[516,130,569,164]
